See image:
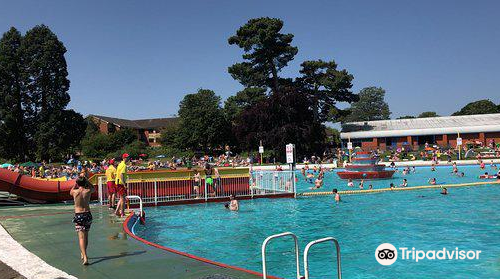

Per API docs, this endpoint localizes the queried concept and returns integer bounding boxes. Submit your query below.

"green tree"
[228,17,298,93]
[21,25,71,160]
[0,27,25,161]
[452,99,499,116]
[297,59,357,122]
[108,140,148,160]
[81,127,137,159]
[159,121,180,147]
[418,111,439,118]
[397,115,416,119]
[234,84,325,159]
[325,127,341,147]
[343,87,391,122]
[34,109,86,161]
[177,89,230,152]
[224,87,266,123]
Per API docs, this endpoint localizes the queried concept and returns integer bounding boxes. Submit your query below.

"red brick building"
[89,115,178,147]
[340,113,500,151]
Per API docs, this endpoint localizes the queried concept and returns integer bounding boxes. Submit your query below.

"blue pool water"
[135,165,500,279]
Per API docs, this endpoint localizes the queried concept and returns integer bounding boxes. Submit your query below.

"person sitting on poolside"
[400,178,408,187]
[428,178,437,185]
[332,188,340,202]
[224,195,239,211]
[347,179,354,187]
[441,187,448,195]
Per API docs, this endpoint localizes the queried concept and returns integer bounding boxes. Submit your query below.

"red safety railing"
[97,171,295,206]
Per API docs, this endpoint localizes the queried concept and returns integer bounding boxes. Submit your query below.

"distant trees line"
[1,21,499,162]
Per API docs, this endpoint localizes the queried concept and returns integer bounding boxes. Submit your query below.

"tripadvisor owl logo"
[375,243,398,265]
[375,243,482,266]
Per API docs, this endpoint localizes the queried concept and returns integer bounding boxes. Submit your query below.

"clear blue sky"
[1,0,499,120]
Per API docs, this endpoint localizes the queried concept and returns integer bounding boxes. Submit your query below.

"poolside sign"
[286,144,294,164]
[347,142,353,150]
[259,146,264,154]
[456,137,462,146]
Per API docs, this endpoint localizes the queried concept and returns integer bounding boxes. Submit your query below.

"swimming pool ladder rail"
[261,232,301,279]
[126,195,143,216]
[303,237,342,279]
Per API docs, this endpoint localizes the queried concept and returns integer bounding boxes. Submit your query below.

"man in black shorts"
[70,173,95,265]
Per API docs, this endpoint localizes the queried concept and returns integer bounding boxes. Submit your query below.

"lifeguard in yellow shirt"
[115,153,129,217]
[105,159,117,209]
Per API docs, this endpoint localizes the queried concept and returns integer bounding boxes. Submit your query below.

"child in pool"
[441,187,448,195]
[332,188,340,202]
[400,179,408,187]
[347,179,354,187]
[428,178,437,185]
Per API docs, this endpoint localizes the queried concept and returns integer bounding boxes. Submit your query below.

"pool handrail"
[126,195,143,216]
[303,237,342,279]
[262,232,301,279]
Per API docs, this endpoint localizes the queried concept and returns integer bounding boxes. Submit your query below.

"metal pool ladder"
[261,232,342,279]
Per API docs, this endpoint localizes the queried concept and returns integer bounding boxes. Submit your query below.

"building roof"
[340,113,500,139]
[90,115,177,130]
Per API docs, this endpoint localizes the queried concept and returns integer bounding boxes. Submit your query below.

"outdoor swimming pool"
[134,165,500,279]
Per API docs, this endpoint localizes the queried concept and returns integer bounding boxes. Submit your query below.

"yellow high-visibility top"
[105,165,116,182]
[115,161,127,185]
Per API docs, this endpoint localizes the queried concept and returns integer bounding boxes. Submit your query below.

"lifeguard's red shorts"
[107,181,116,194]
[116,184,126,196]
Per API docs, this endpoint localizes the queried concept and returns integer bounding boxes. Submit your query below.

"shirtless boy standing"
[70,173,95,265]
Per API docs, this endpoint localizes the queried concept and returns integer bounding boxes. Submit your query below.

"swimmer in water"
[428,178,437,185]
[359,179,364,189]
[310,177,323,190]
[400,178,408,187]
[431,164,436,171]
[306,172,315,183]
[441,187,448,195]
[332,188,340,202]
[411,166,416,173]
[389,183,395,189]
[368,184,373,190]
[347,179,354,187]
[224,195,239,211]
[457,172,465,177]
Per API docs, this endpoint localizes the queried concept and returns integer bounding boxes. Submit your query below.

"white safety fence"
[98,171,295,206]
[251,170,297,197]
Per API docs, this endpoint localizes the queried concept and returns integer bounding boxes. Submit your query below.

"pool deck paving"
[0,204,264,279]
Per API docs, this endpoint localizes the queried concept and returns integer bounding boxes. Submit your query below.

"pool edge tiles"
[123,212,282,279]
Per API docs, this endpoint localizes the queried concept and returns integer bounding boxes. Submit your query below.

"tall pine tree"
[0,27,26,161]
[0,25,84,162]
[20,25,72,161]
